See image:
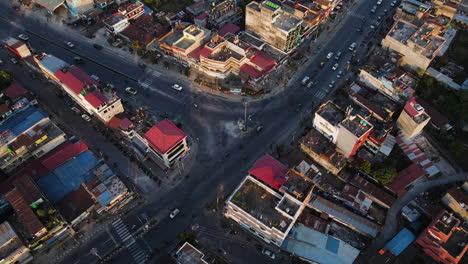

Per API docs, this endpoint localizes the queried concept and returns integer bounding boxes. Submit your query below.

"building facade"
[245,1,303,52]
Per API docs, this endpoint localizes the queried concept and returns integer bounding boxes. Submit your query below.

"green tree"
[36,209,46,217]
[370,167,397,185]
[358,160,372,174]
[179,232,196,243]
[0,71,12,90]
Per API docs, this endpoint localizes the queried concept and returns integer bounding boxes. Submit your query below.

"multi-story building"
[245,1,303,52]
[34,54,124,123]
[396,97,431,138]
[104,14,130,33]
[66,0,94,17]
[416,211,468,263]
[381,19,446,71]
[206,0,242,28]
[129,119,188,169]
[158,25,211,64]
[225,155,314,246]
[442,184,468,222]
[0,106,66,173]
[0,221,34,264]
[103,1,145,33]
[3,38,32,59]
[313,101,373,158]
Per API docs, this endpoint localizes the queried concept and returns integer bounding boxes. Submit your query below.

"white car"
[301,76,310,85]
[125,87,138,95]
[332,63,339,71]
[64,41,75,48]
[169,208,180,219]
[329,81,336,88]
[261,249,276,259]
[326,52,334,59]
[377,0,382,5]
[10,58,18,64]
[81,114,91,122]
[18,34,29,41]
[370,24,376,29]
[171,84,183,91]
[71,106,81,114]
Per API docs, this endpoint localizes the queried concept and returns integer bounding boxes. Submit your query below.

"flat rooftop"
[161,30,185,46]
[272,12,302,32]
[209,47,244,61]
[388,20,418,44]
[104,14,127,26]
[175,242,207,264]
[280,169,314,201]
[340,117,372,138]
[300,128,347,169]
[317,102,345,126]
[444,228,468,258]
[185,26,202,37]
[174,37,196,50]
[231,178,291,232]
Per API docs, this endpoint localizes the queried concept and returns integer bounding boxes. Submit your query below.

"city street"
[0,0,401,263]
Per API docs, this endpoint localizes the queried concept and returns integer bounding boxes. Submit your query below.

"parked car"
[73,56,84,64]
[10,57,18,64]
[307,81,315,88]
[93,44,103,50]
[377,0,382,5]
[349,42,357,51]
[301,76,310,85]
[334,52,342,60]
[125,87,137,95]
[81,114,91,122]
[169,208,180,219]
[336,70,343,78]
[332,63,339,71]
[261,249,276,259]
[171,84,183,91]
[90,75,100,82]
[106,83,115,89]
[64,41,75,48]
[71,106,81,114]
[329,80,336,88]
[326,52,334,59]
[18,34,29,41]
[320,61,325,67]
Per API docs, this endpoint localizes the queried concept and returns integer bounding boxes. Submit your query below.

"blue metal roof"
[0,107,47,136]
[385,228,416,256]
[326,236,340,254]
[38,54,69,75]
[36,150,100,202]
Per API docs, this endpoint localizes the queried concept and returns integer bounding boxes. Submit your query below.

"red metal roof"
[3,83,28,100]
[41,141,88,171]
[386,164,426,197]
[188,46,204,61]
[218,22,240,37]
[250,50,276,70]
[403,97,420,117]
[85,90,108,109]
[199,46,213,58]
[248,155,288,190]
[54,185,94,223]
[5,189,45,237]
[54,66,98,94]
[119,118,133,129]
[144,119,186,154]
[240,64,262,79]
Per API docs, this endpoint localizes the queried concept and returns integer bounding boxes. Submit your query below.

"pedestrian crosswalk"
[314,89,327,99]
[138,69,161,89]
[112,218,147,264]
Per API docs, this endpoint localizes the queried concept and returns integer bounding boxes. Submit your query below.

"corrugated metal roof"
[311,196,381,237]
[5,189,45,237]
[54,185,94,223]
[385,228,415,256]
[38,54,68,74]
[282,224,360,264]
[0,107,47,136]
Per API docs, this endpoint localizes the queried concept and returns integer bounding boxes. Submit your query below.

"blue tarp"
[385,228,416,256]
[36,151,100,202]
[0,107,46,135]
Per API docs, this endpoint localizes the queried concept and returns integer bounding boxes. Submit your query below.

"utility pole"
[243,99,248,133]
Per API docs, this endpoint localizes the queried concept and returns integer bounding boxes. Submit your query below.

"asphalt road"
[0,0,400,263]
